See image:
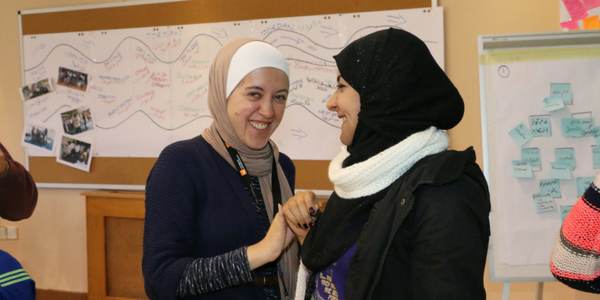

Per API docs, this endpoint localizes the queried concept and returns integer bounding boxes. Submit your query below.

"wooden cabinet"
[84,191,148,300]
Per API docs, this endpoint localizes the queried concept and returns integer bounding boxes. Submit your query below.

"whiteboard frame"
[478,29,600,282]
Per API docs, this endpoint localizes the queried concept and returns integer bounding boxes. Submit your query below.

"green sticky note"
[560,205,573,222]
[533,193,556,212]
[512,160,533,178]
[580,118,596,137]
[594,127,600,145]
[540,178,561,198]
[522,148,541,169]
[530,116,552,137]
[555,148,576,170]
[509,122,533,147]
[551,162,572,180]
[550,83,573,104]
[543,96,565,112]
[593,146,600,169]
[562,118,583,137]
[576,177,595,197]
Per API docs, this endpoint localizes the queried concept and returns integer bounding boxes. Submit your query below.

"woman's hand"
[282,190,319,245]
[247,204,295,270]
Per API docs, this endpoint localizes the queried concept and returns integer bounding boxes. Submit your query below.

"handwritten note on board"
[594,127,600,145]
[533,193,556,212]
[555,148,577,170]
[521,148,541,169]
[509,122,533,147]
[530,116,552,137]
[550,82,573,104]
[551,162,572,180]
[543,96,565,112]
[512,160,533,178]
[576,177,595,197]
[540,179,562,198]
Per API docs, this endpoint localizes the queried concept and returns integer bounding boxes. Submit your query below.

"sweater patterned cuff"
[176,246,254,297]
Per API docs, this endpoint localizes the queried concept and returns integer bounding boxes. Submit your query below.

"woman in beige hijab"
[143,38,298,300]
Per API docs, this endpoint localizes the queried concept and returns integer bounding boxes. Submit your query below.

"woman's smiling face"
[326,72,361,146]
[227,67,289,149]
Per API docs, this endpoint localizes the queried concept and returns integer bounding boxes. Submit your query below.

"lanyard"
[220,136,282,215]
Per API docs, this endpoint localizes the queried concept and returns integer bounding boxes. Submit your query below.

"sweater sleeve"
[176,246,254,297]
[550,173,600,294]
[0,143,38,221]
[142,143,203,300]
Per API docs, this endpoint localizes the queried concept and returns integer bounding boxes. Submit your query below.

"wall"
[0,0,597,299]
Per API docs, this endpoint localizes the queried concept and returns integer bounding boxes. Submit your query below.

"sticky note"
[583,15,600,29]
[594,127,600,145]
[551,162,572,180]
[509,122,533,147]
[522,148,542,169]
[533,193,556,212]
[561,19,581,30]
[550,83,573,104]
[593,146,600,169]
[576,177,595,197]
[562,0,589,21]
[562,118,584,137]
[530,116,552,136]
[540,179,562,198]
[580,118,596,137]
[560,205,574,222]
[512,160,533,178]
[543,96,565,112]
[555,148,577,170]
[583,0,600,9]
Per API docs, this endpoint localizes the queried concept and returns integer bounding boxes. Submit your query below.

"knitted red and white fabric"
[550,173,600,293]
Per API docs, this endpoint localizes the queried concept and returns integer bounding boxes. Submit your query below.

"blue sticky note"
[533,193,556,212]
[561,118,583,137]
[521,148,541,169]
[594,127,600,145]
[530,116,552,137]
[551,162,572,180]
[512,160,533,178]
[594,146,600,169]
[580,118,596,137]
[543,96,565,112]
[576,177,595,197]
[560,205,574,222]
[555,148,576,170]
[540,179,561,198]
[509,122,533,147]
[550,83,573,104]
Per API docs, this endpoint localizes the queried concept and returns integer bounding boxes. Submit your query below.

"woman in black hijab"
[283,28,491,300]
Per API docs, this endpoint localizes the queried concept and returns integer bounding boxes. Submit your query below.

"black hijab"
[337,28,464,167]
[302,28,464,275]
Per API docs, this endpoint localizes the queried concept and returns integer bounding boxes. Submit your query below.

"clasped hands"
[247,191,319,270]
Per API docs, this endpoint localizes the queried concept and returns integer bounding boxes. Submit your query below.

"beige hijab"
[201,38,298,298]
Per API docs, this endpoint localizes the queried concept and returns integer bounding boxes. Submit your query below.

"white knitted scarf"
[329,127,449,199]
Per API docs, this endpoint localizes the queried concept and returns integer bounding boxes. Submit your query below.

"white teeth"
[250,121,268,130]
[341,116,347,122]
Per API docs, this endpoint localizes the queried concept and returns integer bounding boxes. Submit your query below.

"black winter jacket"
[346,147,491,300]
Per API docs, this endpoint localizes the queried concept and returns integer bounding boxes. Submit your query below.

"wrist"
[247,241,278,270]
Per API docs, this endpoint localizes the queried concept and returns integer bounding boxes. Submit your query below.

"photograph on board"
[57,135,93,172]
[57,67,89,92]
[22,124,56,154]
[60,107,94,135]
[20,78,54,101]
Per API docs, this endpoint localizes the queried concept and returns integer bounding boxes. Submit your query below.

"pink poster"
[583,0,600,9]
[563,0,590,21]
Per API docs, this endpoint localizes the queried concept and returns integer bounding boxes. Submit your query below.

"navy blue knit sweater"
[142,135,295,300]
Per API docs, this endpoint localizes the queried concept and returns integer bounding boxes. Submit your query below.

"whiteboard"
[21,7,444,161]
[479,30,600,281]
